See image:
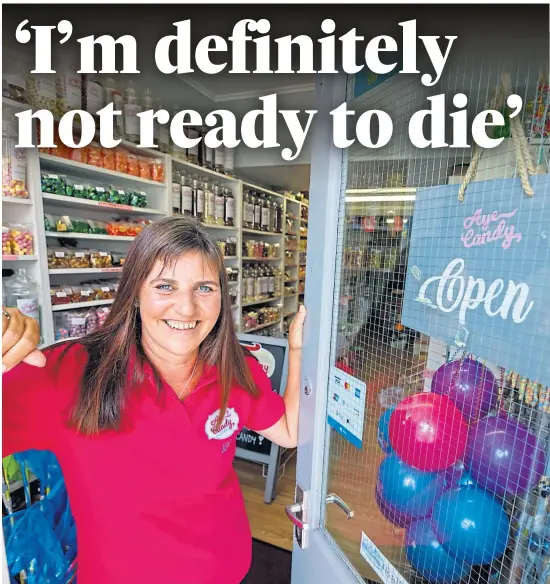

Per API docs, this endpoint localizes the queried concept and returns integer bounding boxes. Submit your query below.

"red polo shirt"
[2,342,286,584]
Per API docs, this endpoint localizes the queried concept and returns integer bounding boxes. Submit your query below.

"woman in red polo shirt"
[2,215,306,584]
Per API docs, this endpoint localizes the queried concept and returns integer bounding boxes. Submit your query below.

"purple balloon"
[432,358,498,421]
[464,414,547,497]
[375,485,412,528]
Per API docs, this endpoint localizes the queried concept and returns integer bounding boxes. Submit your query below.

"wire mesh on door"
[322,57,550,584]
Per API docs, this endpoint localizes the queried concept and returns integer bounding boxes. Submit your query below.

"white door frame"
[290,73,364,583]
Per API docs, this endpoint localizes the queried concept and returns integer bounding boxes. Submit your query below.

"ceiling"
[180,73,315,103]
[237,164,311,193]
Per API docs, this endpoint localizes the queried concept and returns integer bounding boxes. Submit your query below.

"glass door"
[291,55,549,584]
[323,187,420,583]
[290,73,434,584]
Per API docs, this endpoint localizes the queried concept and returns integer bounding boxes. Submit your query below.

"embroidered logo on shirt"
[205,407,240,440]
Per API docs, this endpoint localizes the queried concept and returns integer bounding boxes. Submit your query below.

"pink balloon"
[389,393,468,472]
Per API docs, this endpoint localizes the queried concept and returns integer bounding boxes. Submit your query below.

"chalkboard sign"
[235,333,290,502]
[236,335,288,455]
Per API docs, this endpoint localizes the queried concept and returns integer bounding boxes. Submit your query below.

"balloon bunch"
[376,357,548,584]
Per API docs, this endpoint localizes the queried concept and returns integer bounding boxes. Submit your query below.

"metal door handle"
[285,503,309,530]
[326,493,354,519]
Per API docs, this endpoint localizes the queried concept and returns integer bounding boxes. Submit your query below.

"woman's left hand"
[288,305,306,350]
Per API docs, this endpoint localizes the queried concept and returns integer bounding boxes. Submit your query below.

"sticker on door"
[360,532,408,584]
[327,367,366,449]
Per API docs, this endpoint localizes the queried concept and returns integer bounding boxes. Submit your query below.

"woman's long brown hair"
[65,215,258,435]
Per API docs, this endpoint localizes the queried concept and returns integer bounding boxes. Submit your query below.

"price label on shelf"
[98,202,132,211]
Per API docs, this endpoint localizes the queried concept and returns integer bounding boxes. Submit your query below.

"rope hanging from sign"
[458,72,537,202]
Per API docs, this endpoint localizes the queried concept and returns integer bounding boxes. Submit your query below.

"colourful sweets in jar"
[150,159,165,182]
[9,225,33,255]
[67,311,88,338]
[96,306,110,327]
[101,147,116,171]
[115,148,128,173]
[69,147,89,164]
[2,179,29,199]
[55,325,70,341]
[87,142,102,167]
[86,309,100,335]
[137,157,151,180]
[126,153,139,176]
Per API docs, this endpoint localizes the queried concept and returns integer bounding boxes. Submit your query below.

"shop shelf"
[45,232,134,242]
[51,299,115,312]
[42,193,165,215]
[2,196,32,205]
[2,255,38,261]
[39,154,164,188]
[49,267,123,275]
[243,319,282,333]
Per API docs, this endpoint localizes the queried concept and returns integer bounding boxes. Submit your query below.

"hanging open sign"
[402,174,550,386]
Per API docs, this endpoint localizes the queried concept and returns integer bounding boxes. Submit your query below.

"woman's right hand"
[2,307,46,374]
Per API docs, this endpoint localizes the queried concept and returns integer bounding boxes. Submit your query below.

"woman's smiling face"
[138,251,222,360]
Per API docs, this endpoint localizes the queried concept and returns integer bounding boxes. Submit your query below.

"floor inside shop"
[235,456,296,552]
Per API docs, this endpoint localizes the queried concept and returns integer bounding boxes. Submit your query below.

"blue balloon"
[431,487,510,565]
[377,454,445,519]
[406,518,469,583]
[377,407,395,453]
